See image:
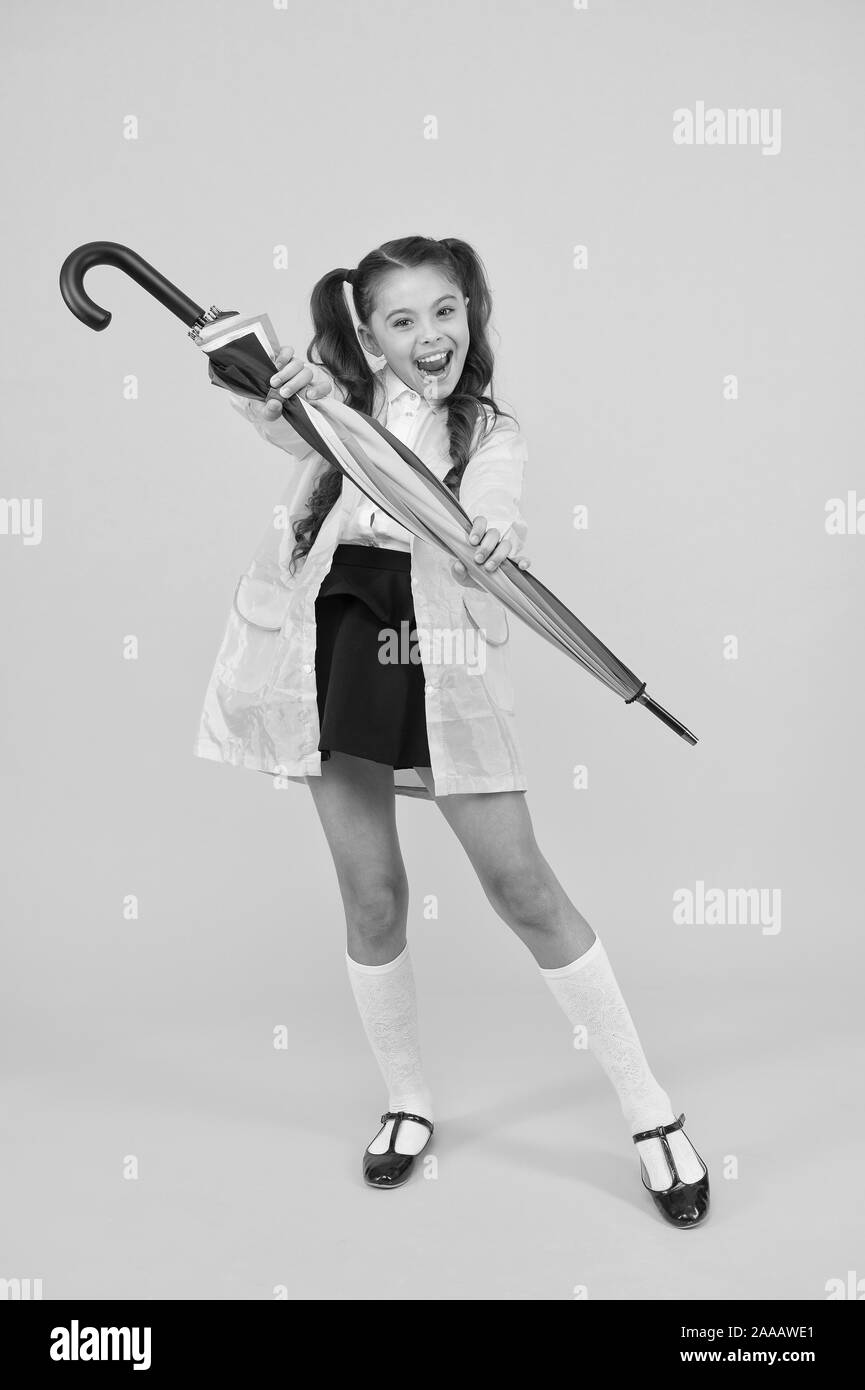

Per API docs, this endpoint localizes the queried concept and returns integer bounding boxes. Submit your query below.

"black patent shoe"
[632,1112,710,1228]
[363,1111,434,1189]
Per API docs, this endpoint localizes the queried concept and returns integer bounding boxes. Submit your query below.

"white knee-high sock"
[345,942,434,1157]
[539,937,705,1187]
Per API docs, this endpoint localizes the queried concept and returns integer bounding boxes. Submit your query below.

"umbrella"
[59,240,698,745]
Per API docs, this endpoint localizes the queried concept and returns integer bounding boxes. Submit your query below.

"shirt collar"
[380,361,446,413]
[382,362,415,405]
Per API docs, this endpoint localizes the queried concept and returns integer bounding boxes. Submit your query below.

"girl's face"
[357,264,470,401]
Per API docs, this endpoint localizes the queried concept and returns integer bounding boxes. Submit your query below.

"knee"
[343,873,409,941]
[484,864,561,933]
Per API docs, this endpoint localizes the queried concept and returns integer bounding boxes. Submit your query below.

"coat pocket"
[460,590,515,713]
[215,574,294,696]
[233,573,295,631]
[461,589,509,646]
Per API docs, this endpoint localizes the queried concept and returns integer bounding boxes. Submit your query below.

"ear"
[356,323,381,357]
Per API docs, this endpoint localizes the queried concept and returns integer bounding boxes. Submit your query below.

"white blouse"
[335,366,421,551]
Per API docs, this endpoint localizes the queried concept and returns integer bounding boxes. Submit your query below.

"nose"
[419,317,447,343]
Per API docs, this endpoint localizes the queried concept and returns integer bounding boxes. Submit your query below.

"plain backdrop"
[2,0,863,1300]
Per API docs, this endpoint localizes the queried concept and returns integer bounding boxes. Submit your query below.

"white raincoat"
[193,361,530,799]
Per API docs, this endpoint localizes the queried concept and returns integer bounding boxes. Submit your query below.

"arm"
[225,390,318,461]
[458,411,529,553]
[213,358,340,463]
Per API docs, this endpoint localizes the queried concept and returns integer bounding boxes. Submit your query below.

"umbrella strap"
[624,681,647,705]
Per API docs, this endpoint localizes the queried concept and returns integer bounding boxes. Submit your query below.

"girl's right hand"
[252,347,334,421]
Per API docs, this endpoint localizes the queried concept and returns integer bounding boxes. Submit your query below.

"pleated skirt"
[314,543,432,770]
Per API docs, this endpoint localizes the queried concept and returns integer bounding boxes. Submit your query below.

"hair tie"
[344,269,356,287]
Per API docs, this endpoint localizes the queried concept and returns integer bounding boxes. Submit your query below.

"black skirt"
[314,543,432,770]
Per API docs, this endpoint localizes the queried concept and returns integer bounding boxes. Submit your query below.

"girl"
[194,235,709,1227]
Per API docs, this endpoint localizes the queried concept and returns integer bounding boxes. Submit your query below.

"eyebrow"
[385,294,458,322]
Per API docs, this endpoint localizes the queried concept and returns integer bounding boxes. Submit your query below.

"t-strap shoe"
[632,1112,710,1228]
[363,1111,434,1189]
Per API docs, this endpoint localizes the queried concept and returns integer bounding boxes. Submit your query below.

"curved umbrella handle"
[59,240,210,333]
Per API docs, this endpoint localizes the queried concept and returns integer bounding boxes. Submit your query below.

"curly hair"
[286,235,515,575]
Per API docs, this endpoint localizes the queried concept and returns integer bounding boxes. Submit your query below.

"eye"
[393,317,410,328]
[438,306,454,316]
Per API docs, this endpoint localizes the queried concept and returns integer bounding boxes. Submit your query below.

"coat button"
[303,662,313,673]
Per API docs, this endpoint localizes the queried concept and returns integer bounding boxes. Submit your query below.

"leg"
[307,750,408,965]
[412,768,593,969]
[412,768,708,1202]
[306,752,433,1159]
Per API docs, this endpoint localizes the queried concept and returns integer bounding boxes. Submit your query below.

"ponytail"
[306,268,376,414]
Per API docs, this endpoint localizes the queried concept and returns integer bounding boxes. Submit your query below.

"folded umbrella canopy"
[59,240,698,745]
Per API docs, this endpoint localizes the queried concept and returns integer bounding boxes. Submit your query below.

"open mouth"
[415,349,453,379]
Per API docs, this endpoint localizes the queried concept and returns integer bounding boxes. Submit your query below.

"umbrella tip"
[635,691,699,746]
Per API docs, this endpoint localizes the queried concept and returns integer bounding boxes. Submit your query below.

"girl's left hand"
[450,515,532,589]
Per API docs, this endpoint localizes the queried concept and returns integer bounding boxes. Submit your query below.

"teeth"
[416,351,448,368]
